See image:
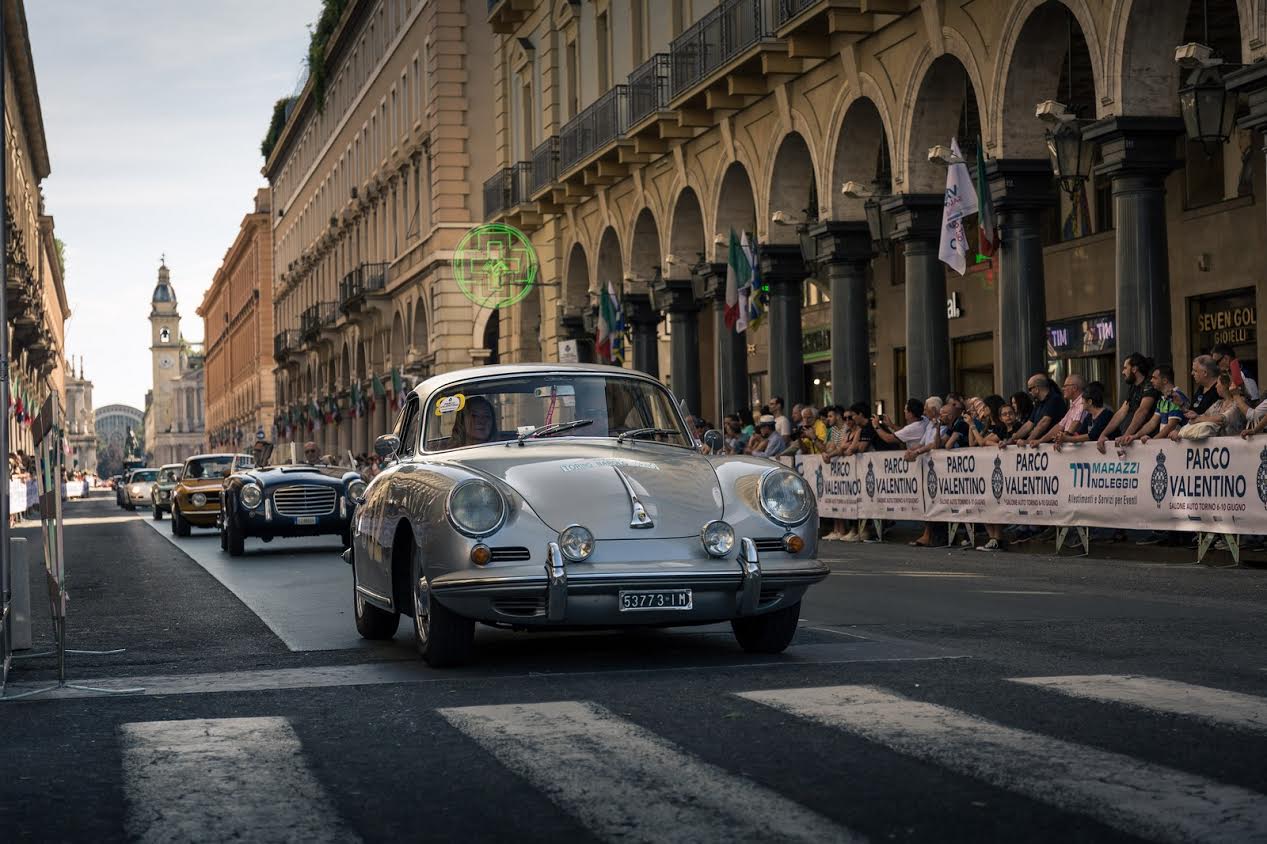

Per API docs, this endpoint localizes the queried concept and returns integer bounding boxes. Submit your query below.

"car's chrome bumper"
[429,538,828,626]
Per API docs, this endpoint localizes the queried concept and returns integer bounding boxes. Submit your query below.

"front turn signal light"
[783,534,804,554]
[470,544,492,566]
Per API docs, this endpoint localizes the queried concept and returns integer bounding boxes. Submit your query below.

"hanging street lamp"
[1175,43,1238,154]
[1036,100,1095,198]
[841,180,891,250]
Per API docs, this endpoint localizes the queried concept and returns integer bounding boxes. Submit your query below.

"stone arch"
[766,132,817,244]
[666,188,705,278]
[995,0,1101,157]
[828,96,893,221]
[412,296,429,355]
[472,306,498,362]
[714,162,758,260]
[563,242,589,309]
[1107,0,1246,116]
[628,208,662,288]
[595,226,623,291]
[901,52,987,194]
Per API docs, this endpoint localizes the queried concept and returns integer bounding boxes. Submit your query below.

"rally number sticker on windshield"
[436,394,466,415]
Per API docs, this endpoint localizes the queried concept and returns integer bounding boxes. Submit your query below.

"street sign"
[558,339,579,363]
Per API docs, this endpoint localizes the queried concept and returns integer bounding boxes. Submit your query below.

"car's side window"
[399,396,421,457]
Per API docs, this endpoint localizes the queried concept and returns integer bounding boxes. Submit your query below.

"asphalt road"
[3,492,1267,843]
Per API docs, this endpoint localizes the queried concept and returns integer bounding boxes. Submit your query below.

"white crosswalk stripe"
[438,700,862,844]
[1010,674,1267,734]
[737,684,1267,844]
[120,716,357,843]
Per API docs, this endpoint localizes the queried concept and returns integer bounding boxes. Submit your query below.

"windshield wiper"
[617,427,680,443]
[517,419,594,445]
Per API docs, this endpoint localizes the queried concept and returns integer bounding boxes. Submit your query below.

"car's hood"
[246,466,353,486]
[443,441,723,538]
[177,478,223,491]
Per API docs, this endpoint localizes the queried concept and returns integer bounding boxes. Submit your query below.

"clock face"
[158,355,174,370]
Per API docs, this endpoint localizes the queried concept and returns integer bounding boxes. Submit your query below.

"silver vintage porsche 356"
[348,363,829,666]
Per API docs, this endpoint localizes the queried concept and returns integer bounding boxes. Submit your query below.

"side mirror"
[374,434,401,460]
[702,429,724,454]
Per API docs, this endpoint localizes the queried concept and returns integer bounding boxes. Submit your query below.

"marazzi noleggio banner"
[784,438,1267,535]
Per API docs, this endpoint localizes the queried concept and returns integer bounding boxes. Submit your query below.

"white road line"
[1011,675,1267,734]
[737,685,1267,844]
[439,700,861,844]
[977,590,1064,596]
[120,716,356,843]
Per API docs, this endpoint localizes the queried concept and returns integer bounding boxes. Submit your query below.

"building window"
[952,333,994,398]
[596,12,610,92]
[566,40,579,119]
[672,0,687,36]
[631,0,646,64]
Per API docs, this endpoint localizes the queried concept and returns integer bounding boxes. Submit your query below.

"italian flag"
[724,228,748,331]
[596,281,622,364]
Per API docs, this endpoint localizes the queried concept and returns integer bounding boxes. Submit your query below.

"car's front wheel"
[412,549,473,667]
[731,601,801,654]
[152,505,162,520]
[171,506,190,537]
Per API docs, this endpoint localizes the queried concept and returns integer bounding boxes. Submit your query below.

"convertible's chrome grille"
[273,485,336,517]
[753,538,786,553]
[492,596,547,618]
[490,546,531,562]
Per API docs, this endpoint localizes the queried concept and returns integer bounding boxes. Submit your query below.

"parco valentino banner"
[787,438,1267,535]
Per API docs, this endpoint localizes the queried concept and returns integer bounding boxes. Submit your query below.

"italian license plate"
[295,516,317,526]
[619,589,692,611]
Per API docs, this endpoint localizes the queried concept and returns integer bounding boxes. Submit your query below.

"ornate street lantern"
[1037,101,1095,197]
[1179,61,1237,153]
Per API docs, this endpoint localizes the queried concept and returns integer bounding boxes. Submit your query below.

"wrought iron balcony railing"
[339,262,389,307]
[559,85,630,171]
[273,330,300,361]
[300,302,337,339]
[669,0,767,99]
[773,0,818,27]
[531,136,559,195]
[484,168,513,220]
[629,54,671,126]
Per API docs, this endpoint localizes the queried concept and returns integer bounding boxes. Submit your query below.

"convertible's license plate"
[294,516,317,525]
[619,589,692,611]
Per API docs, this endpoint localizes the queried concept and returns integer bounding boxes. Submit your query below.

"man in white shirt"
[769,396,792,438]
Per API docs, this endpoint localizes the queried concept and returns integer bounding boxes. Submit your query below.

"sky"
[26,1,322,409]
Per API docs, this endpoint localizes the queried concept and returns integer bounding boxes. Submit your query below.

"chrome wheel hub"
[413,572,430,647]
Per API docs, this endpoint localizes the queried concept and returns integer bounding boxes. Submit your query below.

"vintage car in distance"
[113,474,125,506]
[170,453,254,537]
[149,463,183,520]
[349,363,828,667]
[120,468,159,511]
[218,444,365,556]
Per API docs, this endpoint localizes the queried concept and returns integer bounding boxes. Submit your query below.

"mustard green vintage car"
[170,453,253,537]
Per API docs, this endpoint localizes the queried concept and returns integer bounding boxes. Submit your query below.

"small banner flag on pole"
[937,138,978,276]
[975,138,997,262]
[725,228,748,331]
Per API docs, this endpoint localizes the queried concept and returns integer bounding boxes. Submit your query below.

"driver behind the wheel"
[450,396,497,447]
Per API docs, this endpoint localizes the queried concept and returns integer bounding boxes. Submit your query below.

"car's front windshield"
[130,470,158,483]
[158,467,180,483]
[183,457,233,480]
[423,374,690,452]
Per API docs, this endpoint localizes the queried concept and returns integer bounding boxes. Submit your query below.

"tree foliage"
[307,0,350,114]
[53,237,65,276]
[260,96,297,160]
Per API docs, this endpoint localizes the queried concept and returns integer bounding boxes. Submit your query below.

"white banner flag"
[937,138,978,276]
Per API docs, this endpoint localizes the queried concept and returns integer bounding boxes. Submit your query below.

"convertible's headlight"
[759,469,813,526]
[446,479,506,537]
[559,525,594,562]
[700,520,735,557]
[240,484,262,508]
[191,492,207,507]
[347,479,367,502]
[131,485,143,495]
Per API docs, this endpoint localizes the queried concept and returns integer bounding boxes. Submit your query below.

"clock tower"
[149,259,181,423]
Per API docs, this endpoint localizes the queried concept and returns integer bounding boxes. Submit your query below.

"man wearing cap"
[755,414,787,458]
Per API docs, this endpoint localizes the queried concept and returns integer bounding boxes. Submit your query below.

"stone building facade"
[5,0,68,455]
[144,262,206,466]
[63,357,95,474]
[483,0,1267,420]
[266,0,496,459]
[200,188,275,452]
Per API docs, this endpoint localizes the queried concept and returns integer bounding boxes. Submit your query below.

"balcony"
[530,136,559,198]
[273,330,300,363]
[560,85,630,173]
[483,168,513,220]
[487,0,531,34]
[339,262,389,313]
[629,54,671,128]
[670,0,769,100]
[299,302,337,342]
[772,0,888,39]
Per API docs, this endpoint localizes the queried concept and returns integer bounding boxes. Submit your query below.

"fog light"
[783,534,804,553]
[559,525,594,561]
[470,544,492,566]
[700,520,735,557]
[192,492,207,507]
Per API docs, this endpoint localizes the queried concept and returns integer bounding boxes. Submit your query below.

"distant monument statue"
[125,426,138,458]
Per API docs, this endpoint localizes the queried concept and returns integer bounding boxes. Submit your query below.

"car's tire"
[340,527,352,548]
[226,511,245,557]
[354,555,399,640]
[412,549,473,667]
[171,506,190,537]
[219,523,228,550]
[731,601,801,654]
[124,502,135,511]
[152,505,162,520]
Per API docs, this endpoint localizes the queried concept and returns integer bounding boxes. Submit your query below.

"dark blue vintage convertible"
[218,444,366,556]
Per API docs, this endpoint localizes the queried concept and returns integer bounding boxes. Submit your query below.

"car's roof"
[184,453,244,462]
[414,363,662,396]
[160,463,182,470]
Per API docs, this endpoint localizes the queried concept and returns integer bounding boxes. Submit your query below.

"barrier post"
[1196,533,1239,567]
[1055,527,1090,557]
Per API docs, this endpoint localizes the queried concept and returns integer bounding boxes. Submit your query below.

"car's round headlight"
[446,479,506,537]
[558,525,594,561]
[131,485,143,494]
[700,520,735,557]
[347,479,367,502]
[191,492,207,507]
[240,484,262,508]
[759,469,813,526]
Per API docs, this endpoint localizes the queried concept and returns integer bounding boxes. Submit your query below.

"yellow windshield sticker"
[436,394,466,415]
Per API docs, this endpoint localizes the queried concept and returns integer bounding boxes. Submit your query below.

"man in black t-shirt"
[1009,374,1067,444]
[1096,352,1158,453]
[1187,355,1220,418]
